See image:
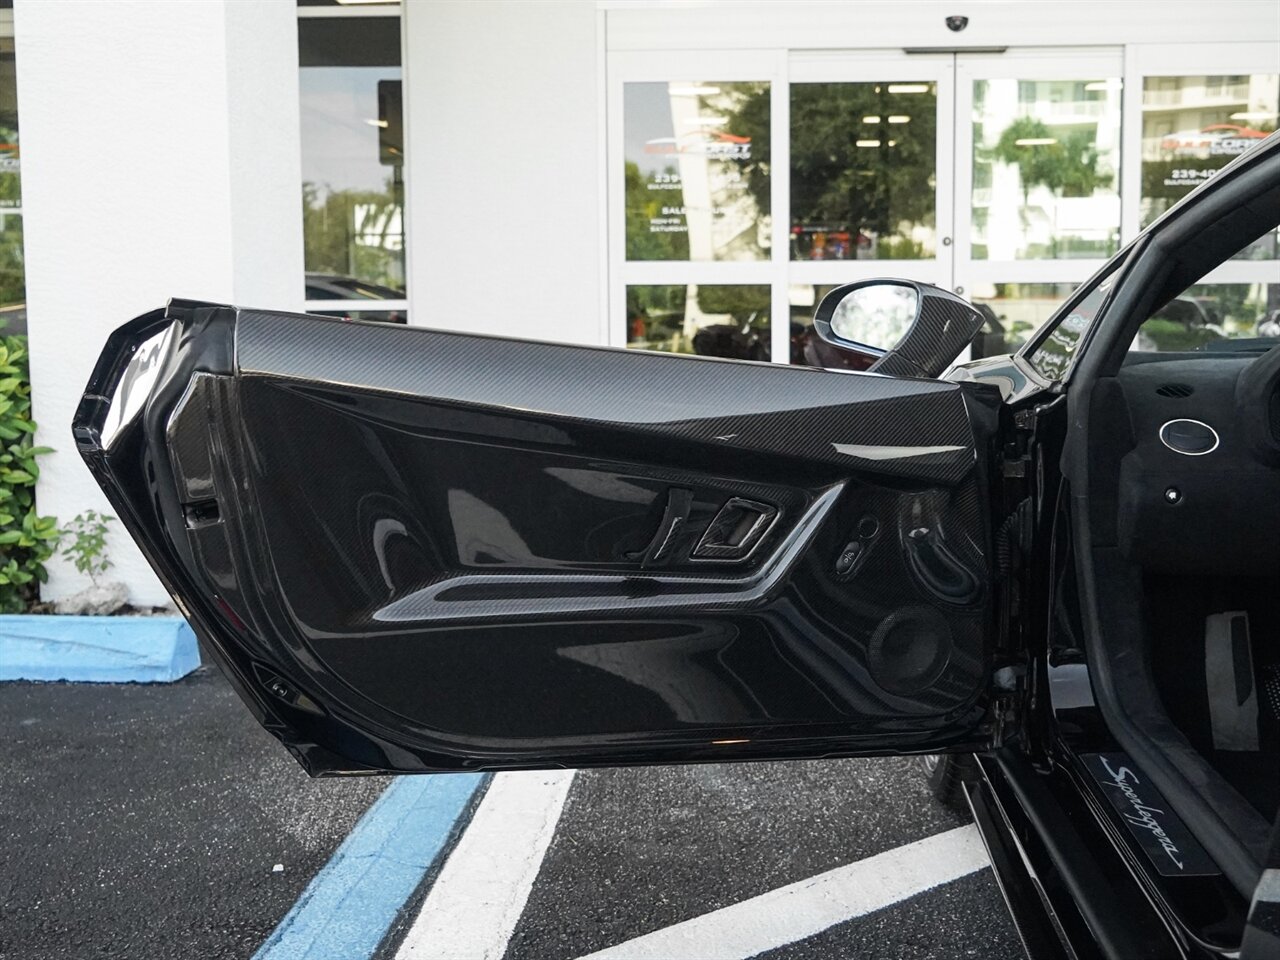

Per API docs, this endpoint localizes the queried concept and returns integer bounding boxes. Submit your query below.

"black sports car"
[75,133,1280,959]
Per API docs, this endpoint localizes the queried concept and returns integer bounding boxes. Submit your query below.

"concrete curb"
[0,615,200,682]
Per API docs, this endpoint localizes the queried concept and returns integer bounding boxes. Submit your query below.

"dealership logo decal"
[1098,756,1186,871]
[645,130,752,160]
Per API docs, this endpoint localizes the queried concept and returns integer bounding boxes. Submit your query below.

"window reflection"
[787,285,878,371]
[624,82,770,262]
[969,283,1080,360]
[971,78,1121,260]
[1024,272,1118,381]
[790,82,937,260]
[627,285,770,360]
[1141,74,1279,258]
[307,308,408,325]
[299,17,405,296]
[1136,283,1280,351]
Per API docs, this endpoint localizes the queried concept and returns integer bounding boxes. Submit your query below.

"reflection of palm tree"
[990,117,1111,256]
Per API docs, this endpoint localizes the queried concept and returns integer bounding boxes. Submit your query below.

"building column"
[15,0,304,605]
[403,0,604,345]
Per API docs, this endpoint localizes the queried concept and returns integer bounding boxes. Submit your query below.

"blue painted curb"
[0,614,200,683]
[254,773,488,960]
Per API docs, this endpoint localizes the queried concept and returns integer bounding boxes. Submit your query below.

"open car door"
[75,299,1005,775]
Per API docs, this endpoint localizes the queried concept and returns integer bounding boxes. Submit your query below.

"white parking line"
[576,824,989,960]
[395,769,576,960]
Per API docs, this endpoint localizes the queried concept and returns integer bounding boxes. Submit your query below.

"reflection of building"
[971,79,1122,260]
[1142,75,1280,160]
[662,84,767,261]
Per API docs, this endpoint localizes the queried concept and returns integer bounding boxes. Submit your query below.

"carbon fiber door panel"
[76,301,1003,774]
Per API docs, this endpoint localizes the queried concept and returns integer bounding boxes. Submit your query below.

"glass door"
[785,51,955,367]
[953,48,1124,361]
[608,50,783,363]
[609,43,1279,366]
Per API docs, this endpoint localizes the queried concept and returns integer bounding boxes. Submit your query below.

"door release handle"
[692,497,778,561]
[633,487,694,568]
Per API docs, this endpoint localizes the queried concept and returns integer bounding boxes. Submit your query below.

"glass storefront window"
[1140,74,1279,257]
[624,82,770,262]
[790,82,937,260]
[299,16,405,299]
[971,78,1121,260]
[1136,283,1280,351]
[627,284,770,360]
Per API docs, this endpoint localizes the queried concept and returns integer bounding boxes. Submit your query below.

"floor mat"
[1145,574,1280,817]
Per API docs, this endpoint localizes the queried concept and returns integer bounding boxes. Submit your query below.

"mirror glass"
[830,283,919,349]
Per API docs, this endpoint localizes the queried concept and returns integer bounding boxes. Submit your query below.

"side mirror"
[813,279,984,379]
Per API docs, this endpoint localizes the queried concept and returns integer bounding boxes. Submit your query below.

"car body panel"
[76,301,1005,774]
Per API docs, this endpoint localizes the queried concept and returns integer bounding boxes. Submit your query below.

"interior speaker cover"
[868,605,953,696]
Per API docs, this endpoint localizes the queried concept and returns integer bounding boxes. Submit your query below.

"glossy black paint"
[997,382,1251,959]
[76,302,1004,774]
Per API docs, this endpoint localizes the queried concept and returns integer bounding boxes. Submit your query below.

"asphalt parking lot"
[1,667,1022,959]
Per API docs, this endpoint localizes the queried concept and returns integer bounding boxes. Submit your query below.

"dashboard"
[1114,347,1280,576]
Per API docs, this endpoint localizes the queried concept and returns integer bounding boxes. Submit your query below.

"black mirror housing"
[814,279,985,379]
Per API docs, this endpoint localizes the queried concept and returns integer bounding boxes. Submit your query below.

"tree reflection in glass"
[972,78,1121,261]
[783,82,937,261]
[623,82,771,262]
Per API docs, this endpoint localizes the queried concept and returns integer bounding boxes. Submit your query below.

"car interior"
[1063,166,1280,897]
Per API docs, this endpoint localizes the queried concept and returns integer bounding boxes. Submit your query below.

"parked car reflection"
[305,272,406,324]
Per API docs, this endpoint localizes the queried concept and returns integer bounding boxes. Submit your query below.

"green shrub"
[62,510,114,585]
[0,334,58,612]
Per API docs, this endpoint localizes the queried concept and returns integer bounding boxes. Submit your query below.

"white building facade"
[6,0,1278,605]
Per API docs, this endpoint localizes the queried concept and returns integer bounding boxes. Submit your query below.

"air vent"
[1156,383,1195,398]
[1160,419,1219,456]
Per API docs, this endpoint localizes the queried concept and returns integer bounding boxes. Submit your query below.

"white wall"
[403,0,605,345]
[605,0,1280,50]
[16,0,304,606]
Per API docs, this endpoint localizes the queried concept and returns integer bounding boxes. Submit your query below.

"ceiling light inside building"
[1014,137,1058,146]
[888,115,910,124]
[365,118,389,128]
[887,84,930,94]
[862,115,881,123]
[1231,111,1278,120]
[856,139,881,148]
